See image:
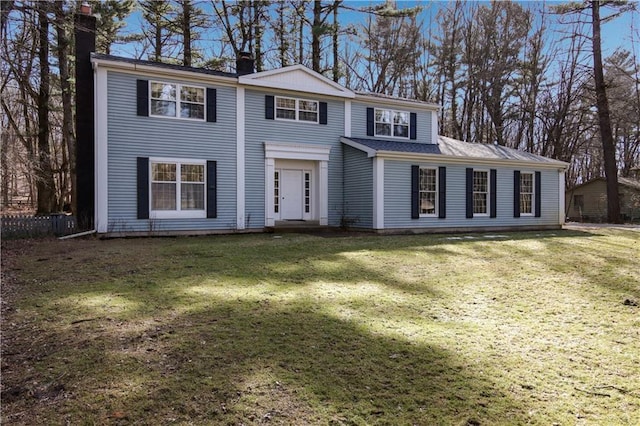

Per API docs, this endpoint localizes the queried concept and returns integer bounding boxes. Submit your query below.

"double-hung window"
[375,109,409,138]
[150,82,205,120]
[473,170,489,215]
[419,168,437,215]
[150,159,206,218]
[519,172,534,215]
[276,96,319,123]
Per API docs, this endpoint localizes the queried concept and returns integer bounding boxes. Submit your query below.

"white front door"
[281,169,303,220]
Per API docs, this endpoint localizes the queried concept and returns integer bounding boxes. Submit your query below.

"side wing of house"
[92,57,239,234]
[342,102,568,232]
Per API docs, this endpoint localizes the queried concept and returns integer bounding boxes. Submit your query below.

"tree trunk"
[254,0,262,72]
[54,0,74,212]
[591,0,620,223]
[332,1,340,82]
[182,0,191,66]
[312,0,321,71]
[36,2,56,214]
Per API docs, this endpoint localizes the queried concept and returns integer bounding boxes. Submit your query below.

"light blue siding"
[383,160,560,229]
[244,89,345,228]
[106,71,237,232]
[343,145,373,228]
[350,101,433,144]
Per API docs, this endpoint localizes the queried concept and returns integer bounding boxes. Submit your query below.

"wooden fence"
[1,214,78,238]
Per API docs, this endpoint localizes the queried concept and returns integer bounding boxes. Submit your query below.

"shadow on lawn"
[4,299,529,425]
[3,228,638,423]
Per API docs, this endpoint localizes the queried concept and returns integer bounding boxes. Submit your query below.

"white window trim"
[149,157,207,219]
[473,169,490,217]
[374,108,410,139]
[419,167,438,218]
[520,171,535,216]
[149,81,206,122]
[275,96,319,124]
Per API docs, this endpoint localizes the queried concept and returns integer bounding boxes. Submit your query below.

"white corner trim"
[95,67,108,233]
[319,160,329,225]
[264,141,331,162]
[236,87,246,230]
[431,112,438,145]
[344,100,351,138]
[265,158,275,227]
[559,170,566,225]
[373,157,384,229]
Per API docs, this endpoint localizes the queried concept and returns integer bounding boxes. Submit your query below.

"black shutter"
[466,168,474,219]
[535,171,542,217]
[366,107,374,136]
[513,171,521,218]
[137,157,149,219]
[265,95,274,119]
[411,165,419,219]
[136,79,149,117]
[438,166,446,219]
[490,169,497,218]
[207,161,217,219]
[206,88,217,122]
[410,112,417,140]
[319,101,328,124]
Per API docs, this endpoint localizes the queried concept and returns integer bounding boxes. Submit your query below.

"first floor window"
[150,81,205,120]
[419,168,437,215]
[473,170,488,214]
[520,172,534,215]
[151,161,205,214]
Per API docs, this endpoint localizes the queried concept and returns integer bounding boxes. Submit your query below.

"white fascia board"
[353,95,441,112]
[376,150,569,170]
[239,64,355,99]
[91,57,237,87]
[239,78,355,98]
[339,137,376,158]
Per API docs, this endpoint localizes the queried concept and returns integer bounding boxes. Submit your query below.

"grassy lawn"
[1,228,639,425]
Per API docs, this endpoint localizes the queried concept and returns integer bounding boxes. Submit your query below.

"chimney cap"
[80,2,92,15]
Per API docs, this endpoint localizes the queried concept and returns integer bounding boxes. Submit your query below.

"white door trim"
[264,142,331,226]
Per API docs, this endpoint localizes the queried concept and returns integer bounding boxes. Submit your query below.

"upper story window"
[276,96,319,123]
[473,170,489,215]
[375,108,409,138]
[520,172,534,215]
[150,82,205,120]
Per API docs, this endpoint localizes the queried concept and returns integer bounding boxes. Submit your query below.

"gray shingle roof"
[92,53,237,78]
[342,135,567,166]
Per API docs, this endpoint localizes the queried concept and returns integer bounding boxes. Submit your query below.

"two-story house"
[75,12,568,236]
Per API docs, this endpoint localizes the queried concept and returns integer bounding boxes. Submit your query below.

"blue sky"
[115,1,638,64]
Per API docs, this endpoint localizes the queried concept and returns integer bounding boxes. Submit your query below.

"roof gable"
[238,64,355,98]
